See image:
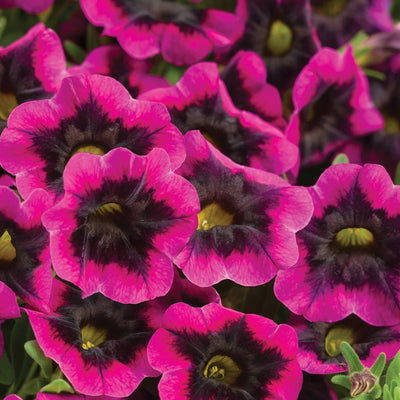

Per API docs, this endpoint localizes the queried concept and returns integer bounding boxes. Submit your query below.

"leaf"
[63,40,87,64]
[383,384,393,400]
[395,162,400,185]
[386,350,400,392]
[332,153,349,165]
[0,350,14,385]
[370,352,386,378]
[341,341,364,372]
[331,374,351,390]
[40,379,75,394]
[24,340,53,379]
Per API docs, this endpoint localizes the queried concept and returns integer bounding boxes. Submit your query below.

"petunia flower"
[139,61,299,176]
[148,302,303,400]
[310,0,393,49]
[80,0,247,66]
[0,187,52,312]
[220,50,286,130]
[0,73,186,202]
[174,130,313,287]
[290,313,400,374]
[274,163,400,326]
[0,282,20,358]
[27,279,159,397]
[41,147,199,304]
[0,22,67,131]
[68,45,170,98]
[285,46,384,168]
[222,0,320,93]
[0,0,53,14]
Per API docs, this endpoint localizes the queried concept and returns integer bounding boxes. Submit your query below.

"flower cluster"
[0,1,400,400]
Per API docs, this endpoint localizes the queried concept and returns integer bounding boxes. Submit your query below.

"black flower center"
[335,227,374,248]
[324,325,355,357]
[0,229,16,263]
[265,20,293,57]
[203,354,242,386]
[197,203,234,230]
[81,324,108,350]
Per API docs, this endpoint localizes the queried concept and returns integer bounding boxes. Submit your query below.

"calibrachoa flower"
[0,282,20,358]
[224,0,320,93]
[0,73,185,202]
[0,22,67,130]
[148,302,302,400]
[0,0,53,13]
[0,187,52,311]
[289,313,400,374]
[42,147,199,304]
[68,45,170,98]
[174,130,313,287]
[220,50,286,130]
[27,280,159,397]
[139,62,299,176]
[274,163,400,326]
[310,0,393,48]
[285,46,384,168]
[80,0,247,66]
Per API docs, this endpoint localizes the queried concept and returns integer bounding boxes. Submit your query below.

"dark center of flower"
[201,132,220,149]
[203,354,242,386]
[72,144,106,156]
[0,92,18,120]
[335,227,374,248]
[324,326,355,357]
[197,203,234,230]
[265,20,293,57]
[81,324,108,350]
[0,229,16,263]
[312,0,348,17]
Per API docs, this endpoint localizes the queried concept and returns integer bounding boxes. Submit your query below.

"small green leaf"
[0,350,14,385]
[24,340,53,379]
[395,162,400,185]
[63,40,87,64]
[332,153,349,165]
[40,378,75,394]
[370,352,386,378]
[331,374,351,390]
[362,68,386,81]
[383,384,393,400]
[0,17,7,41]
[394,386,400,400]
[386,350,400,392]
[341,341,364,372]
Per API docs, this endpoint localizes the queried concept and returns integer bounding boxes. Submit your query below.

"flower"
[0,22,66,130]
[148,302,303,400]
[174,130,313,287]
[289,313,400,374]
[274,163,400,326]
[223,0,320,93]
[27,279,159,397]
[310,0,393,48]
[285,46,384,168]
[42,147,199,304]
[0,187,52,311]
[0,73,185,201]
[0,0,53,14]
[68,45,170,98]
[139,61,299,175]
[80,0,246,66]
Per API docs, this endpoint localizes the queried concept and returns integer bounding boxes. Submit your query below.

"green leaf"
[386,350,400,392]
[394,386,400,400]
[383,384,393,400]
[332,153,349,165]
[394,162,400,185]
[24,340,53,379]
[362,68,386,81]
[40,379,75,394]
[331,374,351,390]
[341,341,364,372]
[63,40,87,64]
[0,350,14,385]
[370,352,386,378]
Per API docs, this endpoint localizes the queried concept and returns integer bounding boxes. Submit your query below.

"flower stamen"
[197,203,234,230]
[325,326,355,357]
[81,324,107,351]
[0,229,16,262]
[203,354,241,386]
[335,227,374,248]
